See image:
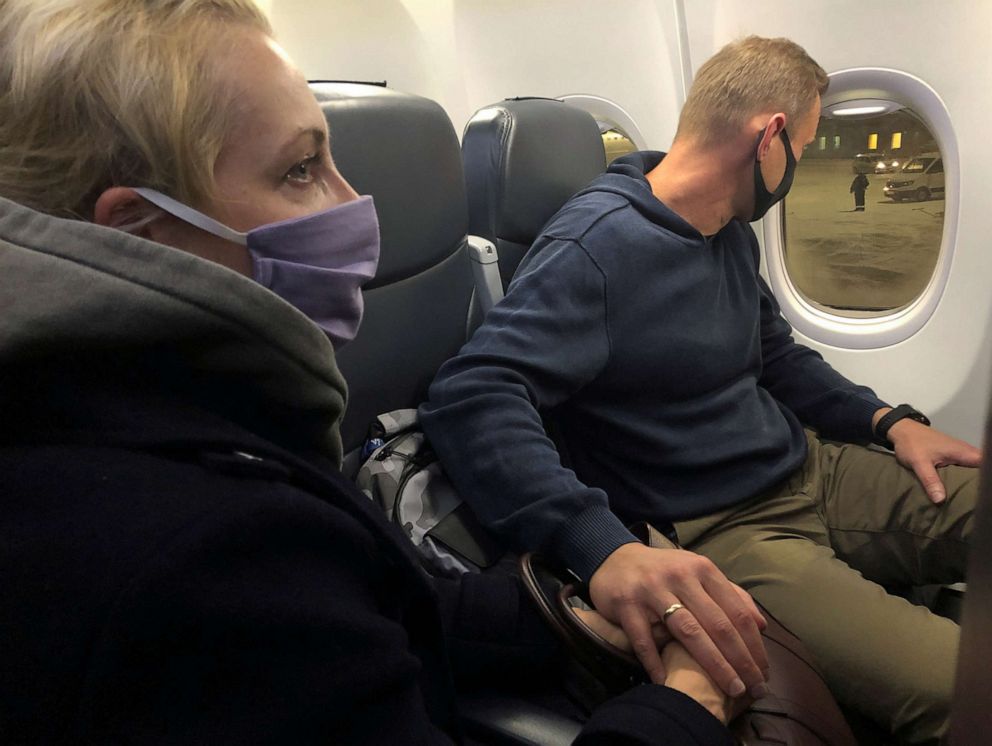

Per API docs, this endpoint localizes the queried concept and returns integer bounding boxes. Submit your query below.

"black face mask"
[750,126,796,222]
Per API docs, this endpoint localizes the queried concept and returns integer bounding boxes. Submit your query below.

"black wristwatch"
[873,404,931,449]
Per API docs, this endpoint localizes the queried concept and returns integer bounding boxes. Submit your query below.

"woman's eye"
[286,154,319,183]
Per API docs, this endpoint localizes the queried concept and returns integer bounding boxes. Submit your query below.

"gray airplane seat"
[462,97,607,289]
[310,82,582,746]
[309,82,475,469]
[948,404,992,744]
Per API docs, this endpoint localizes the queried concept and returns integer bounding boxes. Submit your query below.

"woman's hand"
[572,607,751,724]
[660,638,750,724]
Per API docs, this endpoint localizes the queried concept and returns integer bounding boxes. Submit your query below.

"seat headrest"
[310,82,468,289]
[462,98,606,246]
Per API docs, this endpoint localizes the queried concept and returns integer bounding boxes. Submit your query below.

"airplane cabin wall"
[267,0,686,149]
[267,0,990,446]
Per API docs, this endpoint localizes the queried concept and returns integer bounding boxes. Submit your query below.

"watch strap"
[874,404,931,448]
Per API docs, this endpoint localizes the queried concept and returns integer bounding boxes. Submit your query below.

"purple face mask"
[134,189,380,349]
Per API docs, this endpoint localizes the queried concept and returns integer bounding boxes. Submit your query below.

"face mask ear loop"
[754,126,767,162]
[133,188,249,246]
[780,127,796,171]
[754,122,794,168]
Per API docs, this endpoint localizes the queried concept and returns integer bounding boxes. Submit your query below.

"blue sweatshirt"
[421,151,888,580]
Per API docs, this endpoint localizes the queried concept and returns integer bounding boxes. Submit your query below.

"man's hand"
[588,542,769,700]
[572,606,670,653]
[874,409,982,504]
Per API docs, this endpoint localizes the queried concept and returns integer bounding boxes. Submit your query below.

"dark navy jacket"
[0,193,733,744]
[0,377,732,745]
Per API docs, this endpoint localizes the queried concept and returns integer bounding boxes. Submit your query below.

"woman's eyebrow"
[276,127,327,159]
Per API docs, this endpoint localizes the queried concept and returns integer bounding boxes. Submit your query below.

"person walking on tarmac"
[850,171,869,211]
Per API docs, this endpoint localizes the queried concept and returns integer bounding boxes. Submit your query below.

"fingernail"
[730,678,746,697]
[750,682,771,699]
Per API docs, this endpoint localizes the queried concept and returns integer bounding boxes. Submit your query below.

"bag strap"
[518,552,642,694]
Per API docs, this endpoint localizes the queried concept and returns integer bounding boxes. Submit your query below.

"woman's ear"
[93,187,157,234]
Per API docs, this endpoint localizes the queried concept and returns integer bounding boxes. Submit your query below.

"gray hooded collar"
[0,196,348,466]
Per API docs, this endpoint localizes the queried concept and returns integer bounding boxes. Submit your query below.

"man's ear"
[755,113,787,162]
[93,187,157,234]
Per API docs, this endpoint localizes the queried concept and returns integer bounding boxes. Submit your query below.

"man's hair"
[676,36,829,146]
[0,0,272,220]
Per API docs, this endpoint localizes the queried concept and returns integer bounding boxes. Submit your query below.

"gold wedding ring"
[662,602,686,622]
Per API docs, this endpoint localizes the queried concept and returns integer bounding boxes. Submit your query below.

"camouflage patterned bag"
[356,409,503,577]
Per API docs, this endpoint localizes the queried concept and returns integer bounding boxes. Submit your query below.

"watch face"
[894,407,929,430]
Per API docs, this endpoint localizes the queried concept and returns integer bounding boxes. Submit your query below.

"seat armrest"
[466,235,504,317]
[459,692,583,746]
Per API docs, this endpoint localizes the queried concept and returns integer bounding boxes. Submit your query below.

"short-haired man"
[421,36,979,743]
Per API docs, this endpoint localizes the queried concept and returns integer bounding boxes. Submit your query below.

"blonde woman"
[0,2,736,743]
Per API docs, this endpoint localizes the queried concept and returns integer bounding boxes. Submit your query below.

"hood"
[0,196,347,466]
[575,150,711,244]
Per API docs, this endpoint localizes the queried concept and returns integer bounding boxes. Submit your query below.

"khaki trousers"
[672,433,976,745]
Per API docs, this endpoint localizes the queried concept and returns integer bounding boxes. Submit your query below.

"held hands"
[573,607,748,724]
[875,411,982,504]
[588,542,769,701]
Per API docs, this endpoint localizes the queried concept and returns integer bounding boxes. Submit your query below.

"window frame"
[763,67,959,349]
[557,94,649,150]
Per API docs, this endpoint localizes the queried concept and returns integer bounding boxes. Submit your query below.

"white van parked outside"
[883,152,944,201]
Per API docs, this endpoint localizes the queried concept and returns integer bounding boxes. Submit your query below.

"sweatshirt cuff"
[577,684,734,745]
[851,393,890,444]
[551,503,639,581]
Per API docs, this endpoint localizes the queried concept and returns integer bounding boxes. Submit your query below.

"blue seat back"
[310,82,474,463]
[462,97,606,288]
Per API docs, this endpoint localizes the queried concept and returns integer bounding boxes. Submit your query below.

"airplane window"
[558,95,648,163]
[782,108,945,316]
[600,124,638,163]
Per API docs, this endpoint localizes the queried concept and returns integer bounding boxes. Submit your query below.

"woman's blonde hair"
[0,0,272,219]
[676,36,829,146]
